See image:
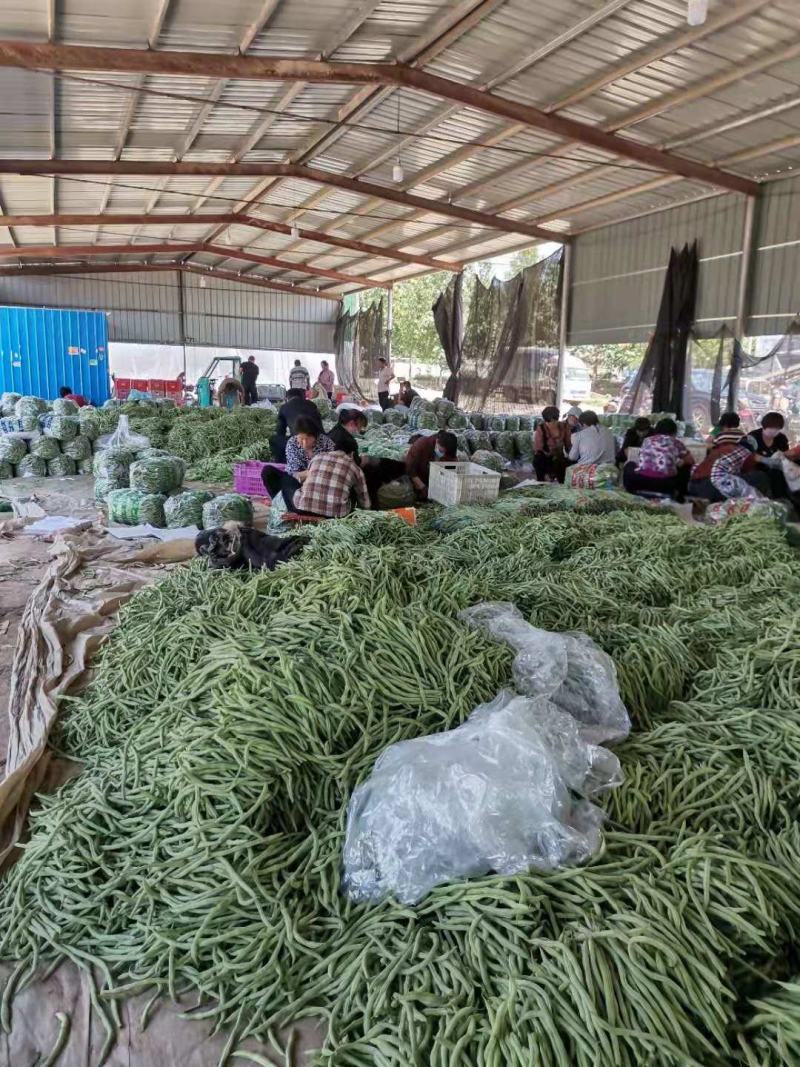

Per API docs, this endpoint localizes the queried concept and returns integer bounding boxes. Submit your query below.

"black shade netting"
[732,316,800,435]
[457,248,563,414]
[432,272,464,403]
[334,297,389,401]
[621,242,699,419]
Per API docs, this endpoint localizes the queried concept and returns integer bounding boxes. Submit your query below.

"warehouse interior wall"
[0,270,339,353]
[568,174,800,347]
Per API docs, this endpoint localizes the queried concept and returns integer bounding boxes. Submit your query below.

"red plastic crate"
[163,380,183,395]
[132,379,149,392]
[234,461,285,497]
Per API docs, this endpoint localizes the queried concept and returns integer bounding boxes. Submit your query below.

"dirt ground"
[0,475,322,1066]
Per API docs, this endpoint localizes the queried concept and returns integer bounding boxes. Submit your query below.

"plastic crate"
[234,460,285,497]
[428,461,501,506]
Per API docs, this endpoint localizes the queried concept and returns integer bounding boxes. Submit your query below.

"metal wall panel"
[0,271,338,352]
[749,175,800,337]
[569,194,748,345]
[0,305,110,404]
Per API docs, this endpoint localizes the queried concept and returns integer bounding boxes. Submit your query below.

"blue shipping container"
[0,305,110,405]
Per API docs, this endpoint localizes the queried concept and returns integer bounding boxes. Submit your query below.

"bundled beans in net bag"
[30,436,61,461]
[492,431,517,461]
[47,455,77,477]
[106,489,167,527]
[0,461,13,479]
[468,412,485,430]
[77,415,100,442]
[77,456,94,475]
[416,412,439,431]
[487,414,507,432]
[517,413,533,431]
[433,397,456,416]
[468,430,492,453]
[1,392,21,416]
[21,416,40,432]
[45,415,79,441]
[52,397,79,416]
[94,476,115,499]
[470,449,505,472]
[136,447,171,460]
[202,493,253,529]
[15,396,47,418]
[383,409,407,427]
[505,415,521,432]
[62,435,92,461]
[365,409,384,426]
[93,447,136,487]
[164,490,215,528]
[16,454,47,477]
[515,430,535,460]
[0,436,27,465]
[447,412,469,430]
[129,455,184,494]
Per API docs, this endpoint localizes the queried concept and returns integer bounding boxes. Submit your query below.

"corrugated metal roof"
[0,0,799,291]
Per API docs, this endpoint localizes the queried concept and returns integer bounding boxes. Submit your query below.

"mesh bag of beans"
[470,449,505,473]
[47,455,77,477]
[129,455,184,494]
[505,415,521,432]
[15,396,47,418]
[77,456,94,475]
[0,461,13,479]
[164,490,215,528]
[21,416,40,432]
[30,437,61,461]
[0,436,27,465]
[93,447,136,487]
[1,392,21,416]
[45,415,80,441]
[52,397,79,416]
[487,415,507,432]
[468,412,485,430]
[202,493,254,529]
[514,431,534,461]
[16,454,47,477]
[106,489,167,526]
[62,435,92,461]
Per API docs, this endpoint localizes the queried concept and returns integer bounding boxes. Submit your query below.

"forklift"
[195,356,244,409]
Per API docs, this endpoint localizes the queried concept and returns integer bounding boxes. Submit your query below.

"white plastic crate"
[428,461,501,506]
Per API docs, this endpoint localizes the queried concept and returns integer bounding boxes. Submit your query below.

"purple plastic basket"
[233,460,285,498]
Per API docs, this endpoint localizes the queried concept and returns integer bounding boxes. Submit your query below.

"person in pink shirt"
[317,360,335,400]
[623,417,693,499]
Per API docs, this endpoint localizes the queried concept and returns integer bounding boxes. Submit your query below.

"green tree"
[389,271,449,365]
[575,342,645,381]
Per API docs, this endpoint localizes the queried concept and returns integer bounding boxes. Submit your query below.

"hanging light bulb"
[392,158,404,183]
[291,223,300,238]
[687,0,707,25]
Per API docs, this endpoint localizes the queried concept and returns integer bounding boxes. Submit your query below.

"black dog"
[195,524,308,571]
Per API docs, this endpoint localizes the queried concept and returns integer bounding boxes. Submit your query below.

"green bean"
[40,1011,70,1067]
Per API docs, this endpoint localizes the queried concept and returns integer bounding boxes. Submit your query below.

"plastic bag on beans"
[52,397,78,416]
[62,435,92,461]
[16,454,47,478]
[44,415,79,441]
[1,392,21,416]
[106,488,167,526]
[460,602,630,744]
[202,493,253,528]
[129,455,184,494]
[97,414,150,453]
[342,688,620,904]
[47,454,76,477]
[164,490,214,528]
[0,436,27,465]
[29,436,61,461]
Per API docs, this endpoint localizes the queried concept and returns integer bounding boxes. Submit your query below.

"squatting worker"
[567,410,616,466]
[689,414,769,501]
[617,416,653,464]
[405,430,457,500]
[289,359,310,392]
[262,415,334,504]
[292,447,371,519]
[240,356,259,406]
[622,418,693,499]
[317,360,335,401]
[59,384,87,407]
[376,357,394,410]
[533,405,571,483]
[397,380,420,407]
[270,388,323,463]
[328,408,367,461]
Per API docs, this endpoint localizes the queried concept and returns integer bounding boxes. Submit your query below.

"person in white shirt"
[289,359,310,392]
[567,410,616,466]
[376,357,394,410]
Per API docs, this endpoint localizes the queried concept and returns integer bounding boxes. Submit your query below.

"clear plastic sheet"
[460,602,631,744]
[343,690,621,904]
[96,415,150,454]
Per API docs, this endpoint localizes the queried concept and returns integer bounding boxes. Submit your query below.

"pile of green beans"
[2,510,800,1065]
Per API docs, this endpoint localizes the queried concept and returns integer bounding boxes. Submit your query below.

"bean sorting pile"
[1,504,799,1066]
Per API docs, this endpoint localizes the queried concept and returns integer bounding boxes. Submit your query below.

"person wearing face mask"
[405,430,458,499]
[747,412,790,457]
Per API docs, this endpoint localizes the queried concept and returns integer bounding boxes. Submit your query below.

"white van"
[560,353,593,404]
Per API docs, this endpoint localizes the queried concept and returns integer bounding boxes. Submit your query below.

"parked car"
[615,367,769,433]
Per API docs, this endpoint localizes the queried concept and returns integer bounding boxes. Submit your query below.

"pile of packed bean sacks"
[0,393,98,479]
